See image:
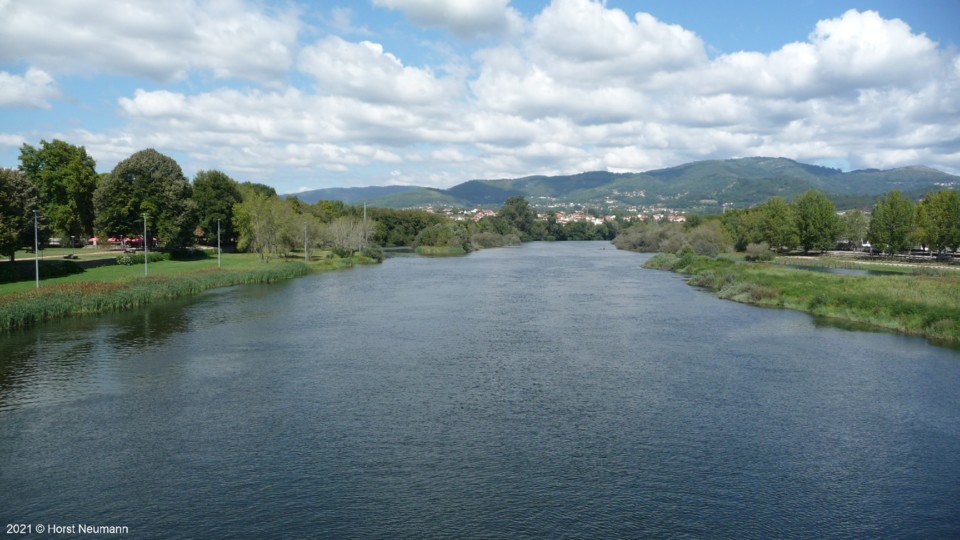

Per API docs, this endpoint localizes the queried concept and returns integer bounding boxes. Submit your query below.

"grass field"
[645,252,960,346]
[0,251,366,331]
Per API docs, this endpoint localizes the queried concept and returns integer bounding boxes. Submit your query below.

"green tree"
[0,168,48,261]
[914,189,960,254]
[840,209,869,250]
[793,190,840,253]
[18,139,99,238]
[497,196,536,240]
[756,196,798,252]
[868,190,915,254]
[94,149,197,248]
[193,170,242,245]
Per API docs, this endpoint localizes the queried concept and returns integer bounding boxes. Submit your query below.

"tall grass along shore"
[645,252,960,346]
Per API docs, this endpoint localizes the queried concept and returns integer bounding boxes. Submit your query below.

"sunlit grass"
[0,250,366,331]
[645,253,960,345]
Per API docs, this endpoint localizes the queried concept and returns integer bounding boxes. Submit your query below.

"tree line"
[0,141,620,263]
[614,188,960,258]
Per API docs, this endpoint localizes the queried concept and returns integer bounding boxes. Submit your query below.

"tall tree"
[0,168,48,261]
[193,170,242,245]
[94,149,197,248]
[868,190,915,254]
[841,209,869,251]
[914,189,960,254]
[793,190,840,253]
[18,139,99,238]
[756,196,798,252]
[497,196,536,240]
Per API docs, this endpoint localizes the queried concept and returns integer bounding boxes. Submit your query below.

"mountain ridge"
[287,157,960,211]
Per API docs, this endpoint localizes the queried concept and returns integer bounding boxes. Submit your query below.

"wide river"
[1,242,958,538]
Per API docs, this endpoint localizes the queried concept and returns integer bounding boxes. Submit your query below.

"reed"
[644,253,960,345]
[0,262,309,332]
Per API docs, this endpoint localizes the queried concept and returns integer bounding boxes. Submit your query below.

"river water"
[1,242,958,538]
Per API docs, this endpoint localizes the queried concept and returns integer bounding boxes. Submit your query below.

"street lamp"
[304,222,308,263]
[217,218,221,269]
[143,213,148,276]
[33,209,39,288]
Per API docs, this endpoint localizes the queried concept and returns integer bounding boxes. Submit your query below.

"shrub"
[744,242,774,262]
[360,244,385,262]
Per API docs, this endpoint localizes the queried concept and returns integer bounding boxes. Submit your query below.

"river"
[1,242,958,538]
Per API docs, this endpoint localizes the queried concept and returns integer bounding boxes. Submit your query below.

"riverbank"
[0,253,368,332]
[644,252,960,346]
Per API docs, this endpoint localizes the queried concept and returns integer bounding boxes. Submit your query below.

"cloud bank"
[1,0,958,192]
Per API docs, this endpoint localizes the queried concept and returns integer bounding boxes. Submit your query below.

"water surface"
[1,242,958,538]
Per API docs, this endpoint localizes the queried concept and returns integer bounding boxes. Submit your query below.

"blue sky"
[2,0,959,195]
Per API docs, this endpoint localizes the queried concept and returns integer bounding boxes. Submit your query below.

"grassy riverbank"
[645,252,960,345]
[0,252,363,332]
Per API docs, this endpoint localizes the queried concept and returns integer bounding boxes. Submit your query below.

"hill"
[285,157,960,212]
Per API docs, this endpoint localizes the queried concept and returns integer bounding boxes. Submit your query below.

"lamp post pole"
[304,222,308,263]
[33,210,39,288]
[217,219,221,268]
[143,214,148,276]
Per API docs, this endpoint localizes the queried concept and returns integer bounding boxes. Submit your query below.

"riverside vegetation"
[0,251,377,332]
[613,189,960,346]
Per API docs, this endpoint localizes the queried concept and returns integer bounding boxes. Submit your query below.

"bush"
[744,242,774,262]
[117,252,168,265]
[331,246,353,259]
[360,244,385,262]
[167,247,209,260]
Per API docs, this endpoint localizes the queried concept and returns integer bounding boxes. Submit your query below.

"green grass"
[0,251,369,332]
[645,253,960,346]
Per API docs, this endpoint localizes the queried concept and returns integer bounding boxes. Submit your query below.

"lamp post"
[217,218,221,268]
[304,222,308,263]
[143,214,148,276]
[33,210,39,288]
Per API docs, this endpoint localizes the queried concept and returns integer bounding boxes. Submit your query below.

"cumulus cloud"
[0,0,300,82]
[10,1,959,191]
[373,0,523,39]
[0,67,59,108]
[298,37,462,105]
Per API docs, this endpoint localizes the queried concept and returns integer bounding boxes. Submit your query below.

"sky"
[1,0,959,195]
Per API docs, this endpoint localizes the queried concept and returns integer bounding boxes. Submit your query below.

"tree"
[840,209,869,251]
[94,149,197,248]
[193,170,242,245]
[868,190,915,254]
[18,139,99,238]
[914,189,960,254]
[793,190,840,253]
[755,196,798,252]
[0,168,48,261]
[497,196,536,240]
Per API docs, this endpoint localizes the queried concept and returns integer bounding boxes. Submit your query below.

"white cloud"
[0,133,26,147]
[0,67,59,108]
[9,2,959,190]
[373,0,523,40]
[298,37,461,105]
[0,0,300,82]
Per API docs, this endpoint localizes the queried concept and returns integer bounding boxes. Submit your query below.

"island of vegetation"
[612,189,960,346]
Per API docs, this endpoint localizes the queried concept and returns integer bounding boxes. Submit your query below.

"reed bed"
[645,252,960,345]
[0,263,309,332]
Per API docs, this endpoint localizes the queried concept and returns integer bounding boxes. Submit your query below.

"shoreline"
[0,255,374,333]
[642,252,960,348]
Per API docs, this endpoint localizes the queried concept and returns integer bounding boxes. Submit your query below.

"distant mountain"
[289,185,418,204]
[287,157,960,211]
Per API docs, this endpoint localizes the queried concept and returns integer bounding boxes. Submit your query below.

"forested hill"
[287,157,960,211]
